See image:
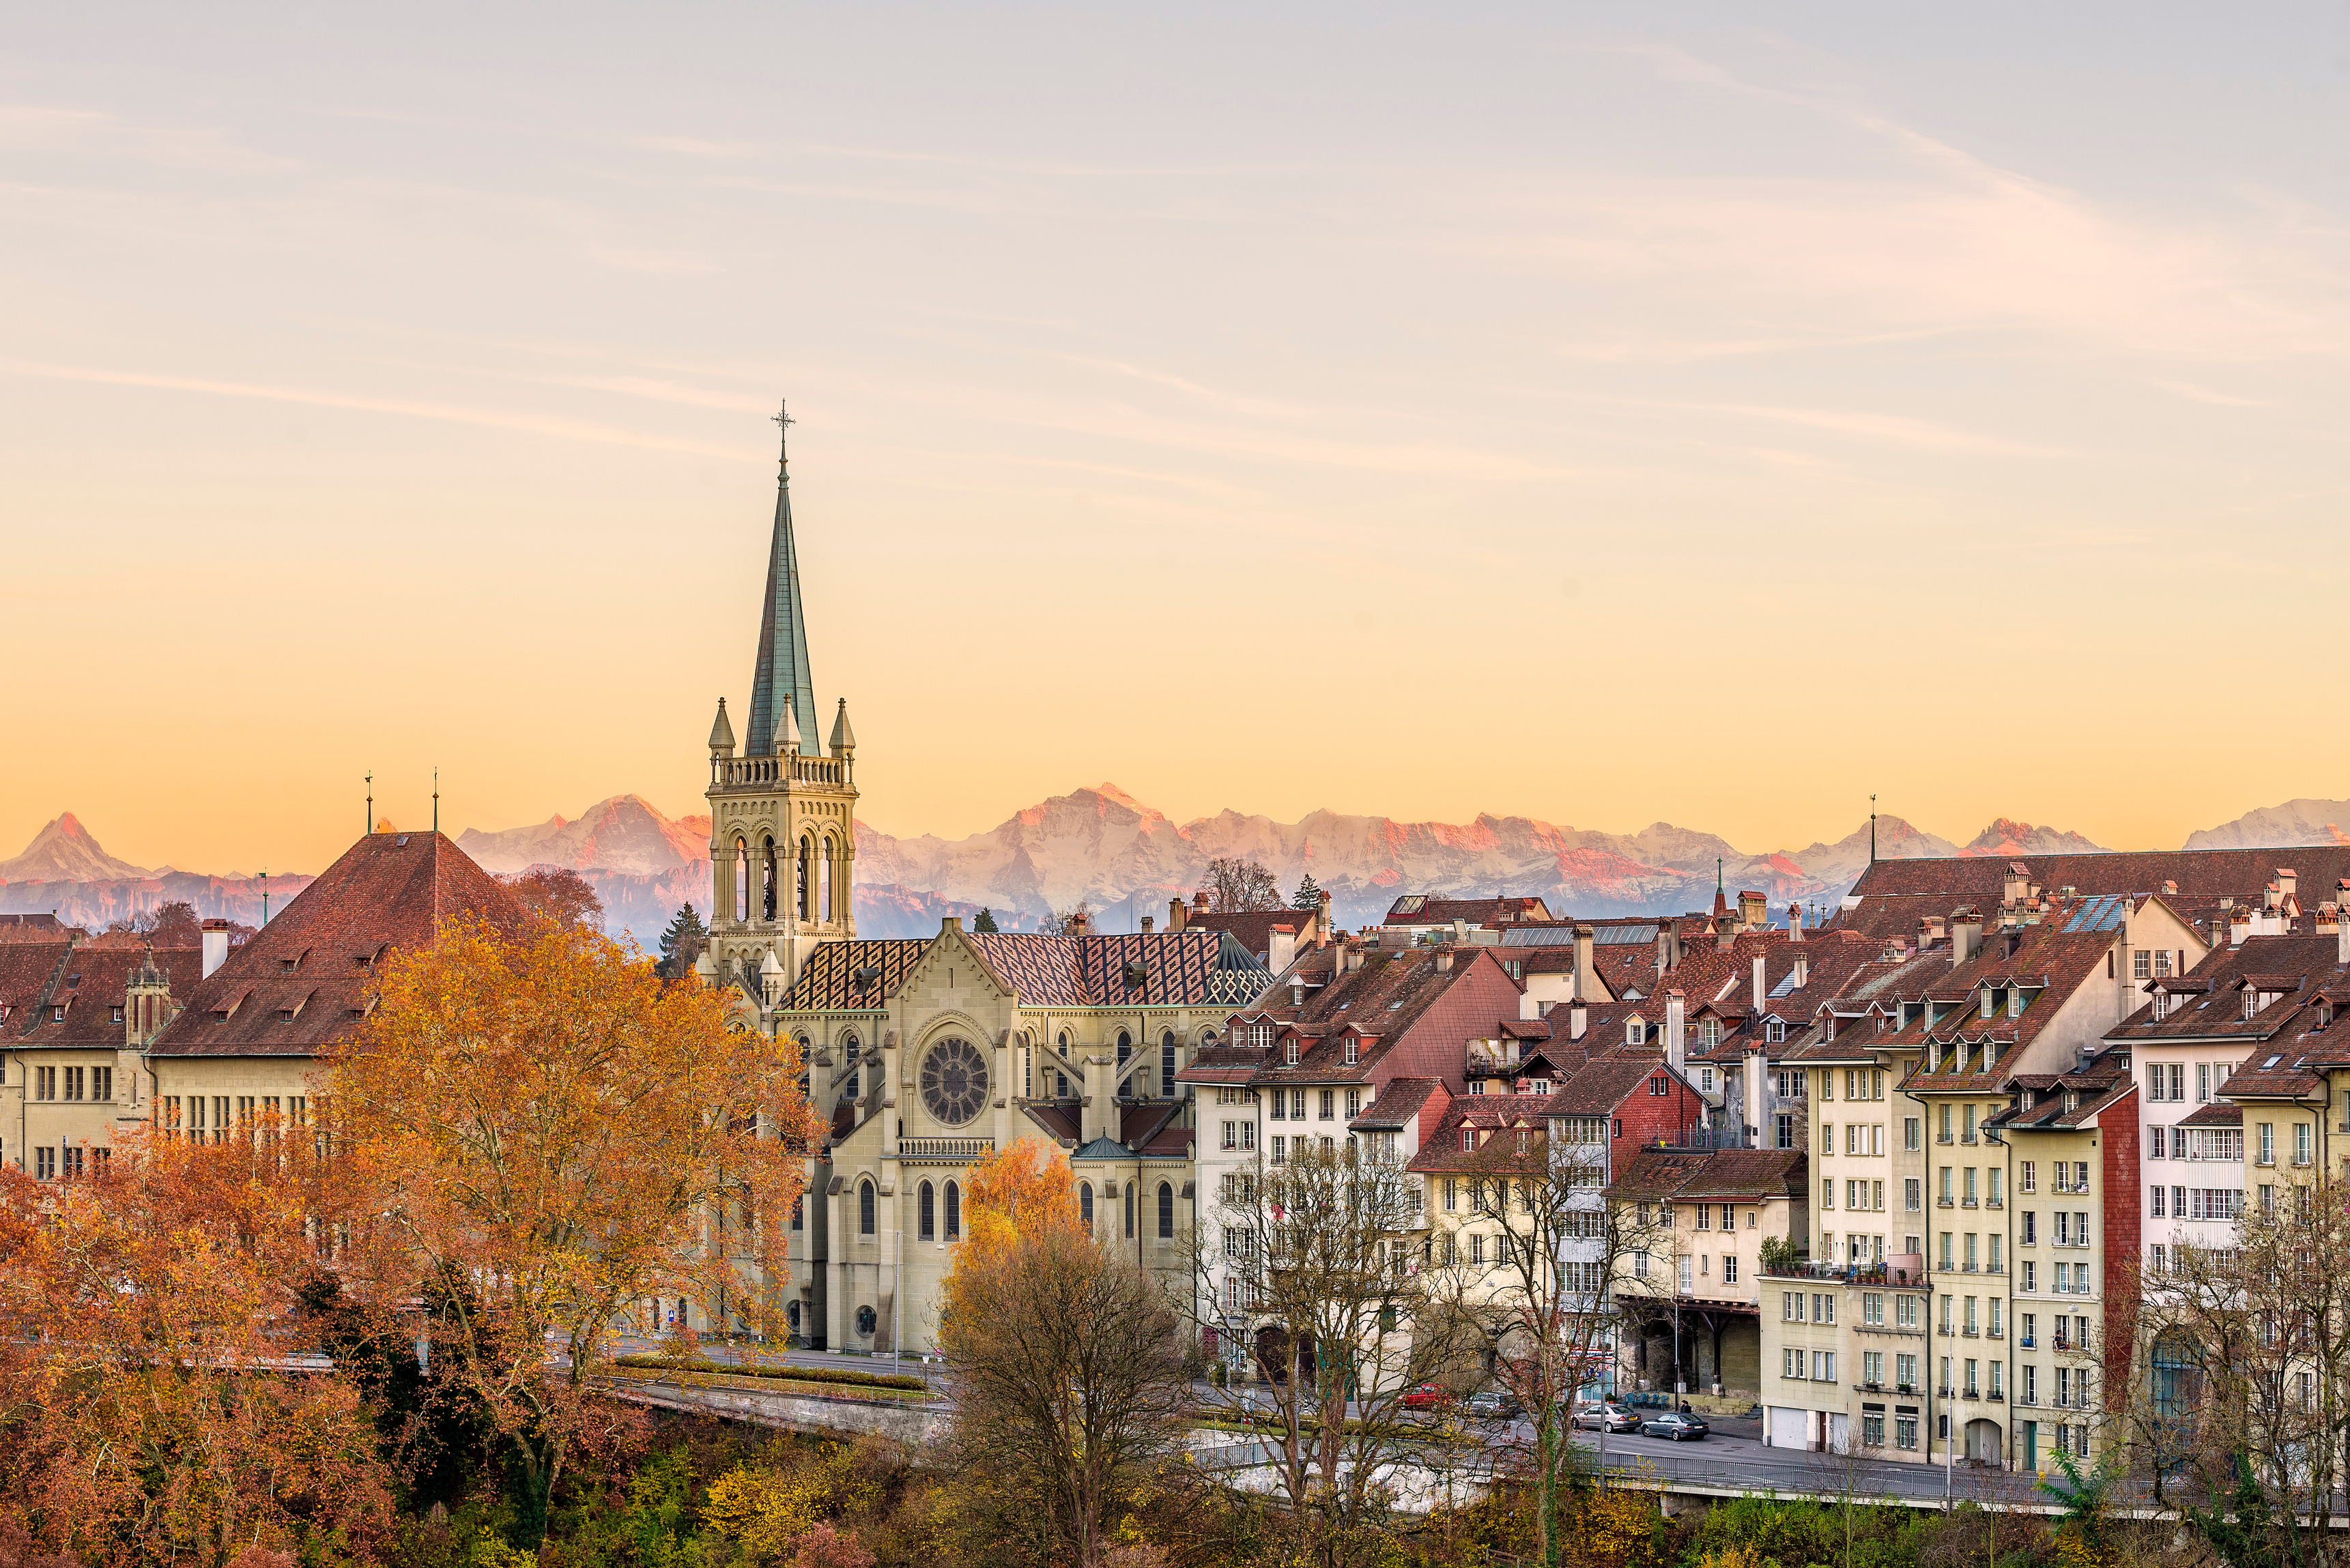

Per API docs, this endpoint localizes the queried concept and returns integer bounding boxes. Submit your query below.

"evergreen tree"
[656,903,709,978]
[1291,873,1322,911]
[974,907,1000,933]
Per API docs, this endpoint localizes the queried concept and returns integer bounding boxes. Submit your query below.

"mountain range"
[7,793,2342,946]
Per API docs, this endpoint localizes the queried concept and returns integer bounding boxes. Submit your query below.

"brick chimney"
[1268,922,1298,976]
[1788,902,1805,942]
[1435,946,1455,973]
[1141,915,1155,934]
[1169,897,1188,932]
[1738,890,1766,930]
[1573,924,1594,1002]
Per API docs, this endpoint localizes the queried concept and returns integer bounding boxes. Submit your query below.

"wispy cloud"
[0,360,749,459]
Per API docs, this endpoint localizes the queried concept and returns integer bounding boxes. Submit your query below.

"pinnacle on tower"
[708,696,736,755]
[778,693,802,755]
[746,401,818,758]
[829,697,856,757]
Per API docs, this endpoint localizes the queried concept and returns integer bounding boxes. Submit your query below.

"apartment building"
[1756,889,2196,1465]
[1988,1062,2137,1472]
[1610,1146,1807,1402]
[2,937,205,1174]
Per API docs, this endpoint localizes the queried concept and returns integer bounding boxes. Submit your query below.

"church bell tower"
[705,403,859,999]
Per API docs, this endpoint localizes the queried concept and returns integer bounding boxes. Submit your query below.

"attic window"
[2019,1089,2036,1110]
[2007,989,2024,1020]
[281,957,298,972]
[2265,1054,2284,1069]
[2064,1091,2079,1112]
[52,1005,65,1022]
[1283,1039,1298,1066]
[111,1006,124,1023]
[1343,1039,1358,1066]
[1981,989,1996,1019]
[1386,1000,1403,1011]
[1462,1129,1476,1152]
[66,974,80,988]
[1765,1019,1786,1045]
[1626,1021,1642,1047]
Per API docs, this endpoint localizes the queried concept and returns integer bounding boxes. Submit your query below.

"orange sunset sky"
[5,5,2348,875]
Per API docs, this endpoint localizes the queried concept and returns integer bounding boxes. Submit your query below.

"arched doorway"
[1966,1418,2003,1465]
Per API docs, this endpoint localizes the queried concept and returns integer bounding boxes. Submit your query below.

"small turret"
[829,697,856,758]
[777,697,802,756]
[708,697,736,756]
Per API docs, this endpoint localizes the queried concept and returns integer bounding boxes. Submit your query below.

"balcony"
[1987,1389,2005,1402]
[897,1136,995,1161]
[1962,1387,1980,1400]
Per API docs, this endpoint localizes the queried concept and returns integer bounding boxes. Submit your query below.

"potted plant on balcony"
[1759,1234,1803,1275]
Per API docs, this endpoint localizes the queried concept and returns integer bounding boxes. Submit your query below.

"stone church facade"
[696,416,1274,1352]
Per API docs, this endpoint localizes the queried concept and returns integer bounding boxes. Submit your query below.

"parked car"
[1463,1390,1522,1420]
[1401,1383,1451,1411]
[1571,1402,1641,1433]
[1639,1412,1710,1441]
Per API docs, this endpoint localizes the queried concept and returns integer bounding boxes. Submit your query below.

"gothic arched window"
[1161,1032,1177,1097]
[1158,1181,1175,1238]
[820,834,835,922]
[1124,1183,1135,1238]
[1079,1182,1094,1228]
[734,839,749,923]
[842,1033,861,1102]
[945,1180,961,1239]
[797,838,813,920]
[762,837,777,920]
[919,1180,935,1242]
[859,1179,876,1235]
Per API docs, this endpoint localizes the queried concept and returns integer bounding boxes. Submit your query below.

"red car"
[1401,1383,1451,1411]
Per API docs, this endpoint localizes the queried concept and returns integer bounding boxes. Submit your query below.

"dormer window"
[2020,1089,2036,1110]
[2244,990,2259,1021]
[1627,1020,1643,1047]
[2007,989,2024,1020]
[1343,1039,1358,1066]
[1698,1019,1721,1049]
[1284,1039,1299,1066]
[2064,1091,2079,1112]
[1462,1129,1476,1152]
[1981,989,1996,1019]
[1765,1019,1786,1044]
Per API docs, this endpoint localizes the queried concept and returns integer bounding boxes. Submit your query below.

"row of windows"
[1267,1087,1362,1121]
[22,1144,106,1180]
[730,831,844,925]
[31,1065,112,1101]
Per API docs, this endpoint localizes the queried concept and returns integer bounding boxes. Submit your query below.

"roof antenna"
[366,772,374,835]
[259,870,270,927]
[1869,794,1878,865]
[433,768,440,834]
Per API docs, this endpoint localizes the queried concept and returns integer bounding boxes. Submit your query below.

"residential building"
[3,936,204,1175]
[1611,1146,1808,1403]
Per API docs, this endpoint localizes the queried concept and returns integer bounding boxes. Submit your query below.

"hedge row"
[611,1354,931,1393]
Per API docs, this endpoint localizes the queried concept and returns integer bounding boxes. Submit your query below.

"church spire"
[746,399,819,759]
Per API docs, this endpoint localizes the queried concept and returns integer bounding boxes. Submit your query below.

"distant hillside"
[2184,798,2350,852]
[0,792,2132,948]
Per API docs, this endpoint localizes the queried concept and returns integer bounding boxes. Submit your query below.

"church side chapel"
[692,407,1276,1352]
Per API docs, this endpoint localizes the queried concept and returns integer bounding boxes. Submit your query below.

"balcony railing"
[898,1137,995,1161]
[1762,1260,1923,1286]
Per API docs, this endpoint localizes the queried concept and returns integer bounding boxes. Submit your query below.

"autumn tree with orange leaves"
[326,916,814,1550]
[934,1139,1184,1568]
[0,1128,395,1568]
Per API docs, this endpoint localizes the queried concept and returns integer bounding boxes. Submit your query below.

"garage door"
[1767,1407,1808,1449]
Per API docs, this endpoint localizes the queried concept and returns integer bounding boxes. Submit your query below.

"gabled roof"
[1608,1146,1807,1203]
[8,943,204,1048]
[2109,935,2345,1044]
[150,832,523,1059]
[777,939,928,1012]
[1351,1076,1444,1131]
[1384,895,1553,927]
[779,927,1273,1013]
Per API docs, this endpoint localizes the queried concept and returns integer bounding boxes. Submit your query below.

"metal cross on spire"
[773,398,793,476]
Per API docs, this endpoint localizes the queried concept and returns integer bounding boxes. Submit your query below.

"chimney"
[1788,902,1805,942]
[2003,862,2030,908]
[1713,918,1734,954]
[1317,890,1332,946]
[1569,1000,1588,1042]
[2278,869,2298,905]
[1664,990,1686,1073]
[1739,890,1766,930]
[1745,1045,1768,1150]
[200,918,231,979]
[1192,890,1210,920]
[1169,897,1188,933]
[1753,955,1767,1013]
[1141,915,1154,934]
[1267,923,1298,976]
[1951,909,1983,968]
[2231,906,2252,947]
[1065,909,1089,938]
[2338,909,2350,965]
[1792,950,1809,989]
[1573,924,1594,1002]
[1435,946,1455,973]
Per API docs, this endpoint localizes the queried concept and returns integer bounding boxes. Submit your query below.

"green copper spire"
[747,401,819,757]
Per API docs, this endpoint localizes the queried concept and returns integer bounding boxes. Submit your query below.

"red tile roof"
[149,832,522,1059]
[7,944,205,1049]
